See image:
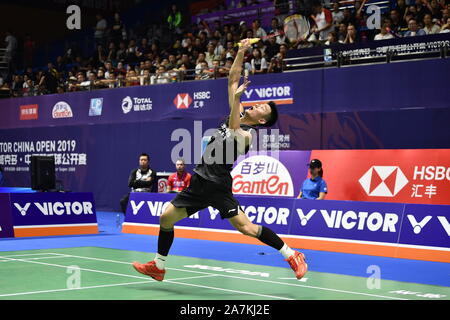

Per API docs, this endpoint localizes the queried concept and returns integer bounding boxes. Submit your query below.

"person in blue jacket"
[297,159,327,200]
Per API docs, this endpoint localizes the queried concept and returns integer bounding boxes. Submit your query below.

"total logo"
[359,166,409,197]
[121,96,152,114]
[173,91,211,109]
[52,101,73,119]
[13,202,94,216]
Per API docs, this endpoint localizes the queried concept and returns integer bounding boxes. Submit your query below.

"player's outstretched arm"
[228,39,251,129]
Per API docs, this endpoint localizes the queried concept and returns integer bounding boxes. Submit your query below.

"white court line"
[0,254,168,281]
[0,274,218,298]
[0,255,72,263]
[0,253,291,300]
[0,253,290,300]
[0,252,61,258]
[47,252,407,300]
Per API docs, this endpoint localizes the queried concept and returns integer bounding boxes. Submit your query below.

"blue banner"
[124,193,450,252]
[1,59,449,130]
[10,192,96,226]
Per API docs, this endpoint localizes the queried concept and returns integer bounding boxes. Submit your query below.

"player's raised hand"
[238,38,252,51]
[235,76,251,98]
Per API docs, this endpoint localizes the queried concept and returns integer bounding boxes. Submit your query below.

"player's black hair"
[140,153,150,161]
[318,168,324,177]
[261,101,278,127]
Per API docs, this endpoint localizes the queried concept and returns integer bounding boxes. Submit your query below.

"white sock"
[279,243,295,259]
[154,253,167,270]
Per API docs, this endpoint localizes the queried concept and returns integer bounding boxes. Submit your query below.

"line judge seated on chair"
[120,153,156,213]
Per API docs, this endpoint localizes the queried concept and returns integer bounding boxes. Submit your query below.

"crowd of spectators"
[1,0,449,98]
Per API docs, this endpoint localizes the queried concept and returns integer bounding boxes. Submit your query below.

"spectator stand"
[284,32,450,71]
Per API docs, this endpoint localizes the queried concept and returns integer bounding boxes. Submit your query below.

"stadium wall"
[0,59,449,211]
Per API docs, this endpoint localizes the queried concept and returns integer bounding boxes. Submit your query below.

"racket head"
[284,13,311,42]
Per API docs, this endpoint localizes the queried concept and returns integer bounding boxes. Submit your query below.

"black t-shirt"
[194,113,256,189]
[265,42,280,60]
[44,71,58,93]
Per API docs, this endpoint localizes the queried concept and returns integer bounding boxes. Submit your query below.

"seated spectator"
[125,69,140,86]
[22,77,35,96]
[217,57,233,77]
[252,19,267,38]
[343,24,358,44]
[136,38,151,60]
[390,9,408,34]
[265,33,280,58]
[11,75,23,97]
[210,37,225,56]
[56,86,65,94]
[167,159,191,193]
[374,22,395,40]
[324,31,338,45]
[337,23,347,43]
[195,61,214,80]
[404,19,426,36]
[440,17,450,33]
[422,14,441,34]
[119,153,156,214]
[126,39,139,64]
[104,61,115,78]
[250,48,268,74]
[140,69,151,85]
[167,54,178,70]
[268,53,284,73]
[205,43,220,67]
[86,72,98,88]
[116,61,127,76]
[154,65,171,84]
[341,8,356,26]
[195,52,207,75]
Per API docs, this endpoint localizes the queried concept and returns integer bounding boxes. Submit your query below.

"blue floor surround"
[1,211,449,288]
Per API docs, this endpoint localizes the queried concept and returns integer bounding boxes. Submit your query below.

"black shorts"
[171,173,242,219]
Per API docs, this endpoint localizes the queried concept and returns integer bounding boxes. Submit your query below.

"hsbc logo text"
[174,91,211,109]
[13,202,94,216]
[359,166,409,197]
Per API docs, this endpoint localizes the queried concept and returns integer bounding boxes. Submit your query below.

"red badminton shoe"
[132,260,166,281]
[286,251,308,280]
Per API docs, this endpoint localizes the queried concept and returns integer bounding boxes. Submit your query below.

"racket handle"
[237,38,260,47]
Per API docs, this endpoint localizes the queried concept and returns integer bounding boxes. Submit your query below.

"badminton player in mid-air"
[132,38,307,281]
